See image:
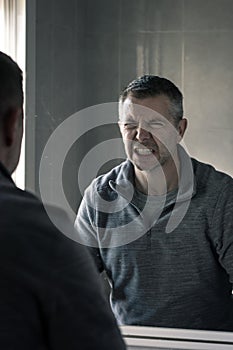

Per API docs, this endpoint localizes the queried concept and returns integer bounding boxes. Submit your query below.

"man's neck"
[134,155,180,196]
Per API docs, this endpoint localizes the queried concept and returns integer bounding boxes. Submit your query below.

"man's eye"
[149,121,165,129]
[124,123,137,129]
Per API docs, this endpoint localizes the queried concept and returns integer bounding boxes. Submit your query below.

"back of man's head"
[0,52,24,173]
[0,52,23,122]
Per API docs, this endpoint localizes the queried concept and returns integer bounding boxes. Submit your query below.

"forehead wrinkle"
[123,94,177,123]
[122,103,167,124]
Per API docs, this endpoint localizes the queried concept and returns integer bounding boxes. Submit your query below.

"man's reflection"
[75,75,233,331]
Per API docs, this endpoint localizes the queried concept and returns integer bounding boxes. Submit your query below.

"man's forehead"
[120,95,170,121]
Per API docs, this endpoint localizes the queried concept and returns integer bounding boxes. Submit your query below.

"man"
[0,51,125,349]
[75,75,233,331]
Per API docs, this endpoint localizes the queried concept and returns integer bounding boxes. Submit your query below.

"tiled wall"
[26,0,233,210]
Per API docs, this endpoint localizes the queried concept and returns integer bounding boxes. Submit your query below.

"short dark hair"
[119,75,183,124]
[0,52,23,121]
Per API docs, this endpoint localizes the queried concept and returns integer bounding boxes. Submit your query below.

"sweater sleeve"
[211,178,233,284]
[75,186,105,273]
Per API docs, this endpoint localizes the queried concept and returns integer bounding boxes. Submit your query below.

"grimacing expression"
[119,95,184,172]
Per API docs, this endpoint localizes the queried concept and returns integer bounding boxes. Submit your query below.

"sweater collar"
[110,145,196,203]
[0,162,15,185]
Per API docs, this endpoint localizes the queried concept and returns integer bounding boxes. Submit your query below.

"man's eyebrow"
[120,116,136,122]
[148,116,166,122]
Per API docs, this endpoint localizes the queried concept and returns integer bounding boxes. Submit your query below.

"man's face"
[119,94,186,173]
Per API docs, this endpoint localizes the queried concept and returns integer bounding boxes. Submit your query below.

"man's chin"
[133,159,161,172]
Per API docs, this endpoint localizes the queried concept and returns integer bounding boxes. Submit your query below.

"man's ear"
[3,107,22,147]
[118,120,123,134]
[177,118,187,141]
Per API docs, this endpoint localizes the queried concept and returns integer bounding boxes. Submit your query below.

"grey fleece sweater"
[75,147,233,331]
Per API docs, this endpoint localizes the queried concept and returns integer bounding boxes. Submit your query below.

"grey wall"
[26,0,233,213]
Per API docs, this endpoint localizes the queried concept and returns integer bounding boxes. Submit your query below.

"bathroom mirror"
[26,0,233,333]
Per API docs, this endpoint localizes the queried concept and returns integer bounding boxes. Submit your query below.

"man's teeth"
[135,148,153,155]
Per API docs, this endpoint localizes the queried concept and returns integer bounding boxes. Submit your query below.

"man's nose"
[135,126,151,142]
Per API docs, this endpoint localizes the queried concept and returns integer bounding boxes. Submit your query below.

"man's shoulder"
[0,179,41,211]
[192,157,233,191]
[0,179,91,268]
[0,180,73,242]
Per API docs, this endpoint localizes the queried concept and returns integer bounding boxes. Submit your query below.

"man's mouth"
[134,147,157,155]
